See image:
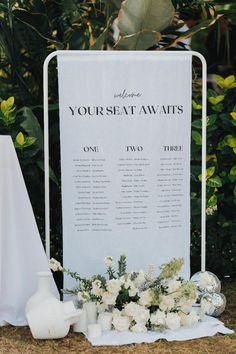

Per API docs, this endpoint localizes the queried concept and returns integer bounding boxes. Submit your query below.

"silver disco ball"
[190,271,221,295]
[200,292,226,317]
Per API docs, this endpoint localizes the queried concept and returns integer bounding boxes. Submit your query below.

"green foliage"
[191,75,236,276]
[118,255,127,277]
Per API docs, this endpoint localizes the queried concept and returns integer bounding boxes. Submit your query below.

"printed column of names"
[73,158,112,232]
[115,158,150,230]
[156,156,185,230]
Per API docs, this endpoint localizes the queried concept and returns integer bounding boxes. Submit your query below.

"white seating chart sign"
[58,52,192,288]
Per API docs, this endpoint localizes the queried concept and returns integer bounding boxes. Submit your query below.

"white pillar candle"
[73,309,87,333]
[98,312,112,331]
[83,302,97,325]
[87,323,102,338]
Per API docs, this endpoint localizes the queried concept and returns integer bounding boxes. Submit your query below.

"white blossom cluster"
[206,204,218,216]
[49,258,63,272]
[51,255,200,333]
[78,257,199,332]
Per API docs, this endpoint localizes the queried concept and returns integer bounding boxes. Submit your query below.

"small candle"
[83,302,97,325]
[98,312,112,331]
[73,309,87,333]
[87,323,102,338]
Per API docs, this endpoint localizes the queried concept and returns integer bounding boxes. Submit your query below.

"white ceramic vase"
[26,298,80,339]
[25,271,55,314]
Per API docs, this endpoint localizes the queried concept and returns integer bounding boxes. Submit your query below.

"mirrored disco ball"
[200,292,226,317]
[190,271,221,295]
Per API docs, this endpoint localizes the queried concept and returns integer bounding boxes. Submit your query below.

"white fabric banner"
[0,136,58,326]
[58,52,192,288]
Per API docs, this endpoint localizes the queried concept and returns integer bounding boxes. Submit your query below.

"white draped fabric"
[86,315,234,346]
[0,135,58,326]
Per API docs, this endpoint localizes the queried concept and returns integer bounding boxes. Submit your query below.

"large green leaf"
[118,0,174,34]
[165,15,223,49]
[90,28,108,50]
[116,30,161,50]
[116,0,174,49]
[207,176,222,188]
[19,107,43,150]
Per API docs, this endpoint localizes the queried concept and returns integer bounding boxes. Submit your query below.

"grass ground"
[0,283,235,354]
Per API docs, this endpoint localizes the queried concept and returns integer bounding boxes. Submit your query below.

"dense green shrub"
[191,75,236,277]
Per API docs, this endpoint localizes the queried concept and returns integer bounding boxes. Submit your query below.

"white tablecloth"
[86,315,234,346]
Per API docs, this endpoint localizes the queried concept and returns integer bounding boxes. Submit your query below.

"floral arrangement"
[50,256,200,333]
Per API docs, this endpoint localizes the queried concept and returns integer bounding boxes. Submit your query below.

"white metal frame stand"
[43,50,207,272]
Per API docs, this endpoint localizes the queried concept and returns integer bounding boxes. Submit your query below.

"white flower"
[102,291,117,306]
[165,312,181,330]
[104,256,113,268]
[206,204,217,216]
[199,272,215,288]
[150,310,166,327]
[128,285,138,297]
[177,298,195,313]
[112,313,130,332]
[49,258,63,272]
[138,290,152,307]
[166,280,182,293]
[180,310,199,327]
[130,323,147,333]
[124,302,140,318]
[91,280,104,297]
[133,307,150,325]
[124,278,133,290]
[159,295,175,311]
[107,279,121,295]
[133,270,146,288]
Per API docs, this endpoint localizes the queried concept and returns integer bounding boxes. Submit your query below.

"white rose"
[150,310,166,326]
[104,256,113,268]
[128,285,138,297]
[133,271,146,288]
[177,298,195,313]
[91,280,104,297]
[139,290,152,307]
[166,280,182,293]
[112,314,130,332]
[124,302,140,318]
[165,312,181,330]
[159,295,175,311]
[131,323,147,333]
[133,307,150,325]
[102,291,117,306]
[180,310,199,326]
[107,279,121,295]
